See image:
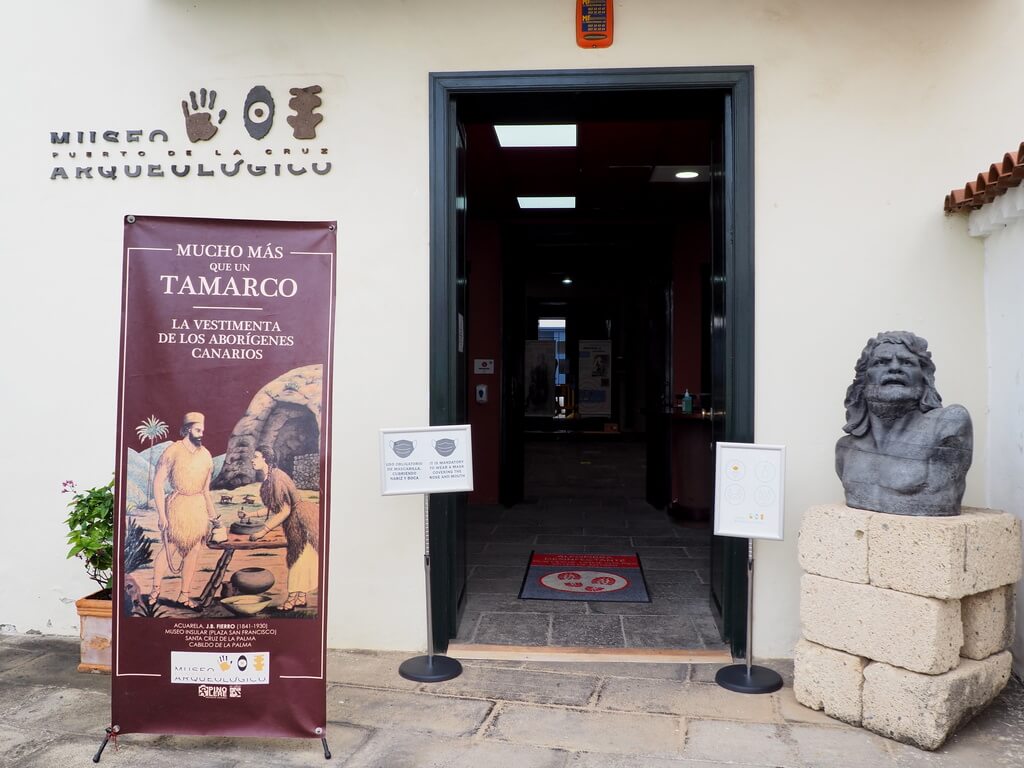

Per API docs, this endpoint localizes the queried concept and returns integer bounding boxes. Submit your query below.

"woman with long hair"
[248,445,319,611]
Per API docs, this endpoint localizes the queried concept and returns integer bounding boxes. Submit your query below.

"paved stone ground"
[2,634,1022,767]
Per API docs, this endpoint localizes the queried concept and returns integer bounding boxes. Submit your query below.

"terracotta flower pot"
[75,591,112,674]
[230,567,275,595]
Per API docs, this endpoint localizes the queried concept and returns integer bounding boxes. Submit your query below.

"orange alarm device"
[576,0,613,49]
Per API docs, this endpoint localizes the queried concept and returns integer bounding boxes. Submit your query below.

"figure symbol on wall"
[287,85,323,140]
[182,88,227,142]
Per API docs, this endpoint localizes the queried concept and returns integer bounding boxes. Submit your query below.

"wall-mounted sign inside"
[49,83,331,181]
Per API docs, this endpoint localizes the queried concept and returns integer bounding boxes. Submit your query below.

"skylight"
[495,124,577,148]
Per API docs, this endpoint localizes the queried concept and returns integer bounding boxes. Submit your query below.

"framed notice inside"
[713,442,786,541]
[578,339,611,417]
[380,425,474,495]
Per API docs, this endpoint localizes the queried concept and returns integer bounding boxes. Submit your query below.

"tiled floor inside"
[454,436,728,650]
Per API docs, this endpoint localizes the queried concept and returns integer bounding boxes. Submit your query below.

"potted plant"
[63,478,114,672]
[63,478,155,673]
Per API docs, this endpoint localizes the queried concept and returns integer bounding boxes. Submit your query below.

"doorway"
[429,68,754,658]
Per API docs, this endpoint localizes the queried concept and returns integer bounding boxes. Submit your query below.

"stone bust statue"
[835,331,972,516]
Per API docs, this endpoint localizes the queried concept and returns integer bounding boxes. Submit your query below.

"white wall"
[973,188,1024,677]
[4,0,1022,656]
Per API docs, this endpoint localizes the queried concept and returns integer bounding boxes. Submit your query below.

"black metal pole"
[92,726,116,763]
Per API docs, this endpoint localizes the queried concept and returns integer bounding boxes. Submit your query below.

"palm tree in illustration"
[136,416,169,509]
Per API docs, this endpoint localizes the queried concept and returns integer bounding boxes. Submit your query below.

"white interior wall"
[3,0,1022,656]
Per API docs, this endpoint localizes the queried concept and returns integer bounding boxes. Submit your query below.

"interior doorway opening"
[429,69,754,658]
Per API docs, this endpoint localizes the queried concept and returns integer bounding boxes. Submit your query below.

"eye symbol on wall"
[237,655,248,671]
[243,85,276,140]
[434,439,457,457]
[391,440,415,458]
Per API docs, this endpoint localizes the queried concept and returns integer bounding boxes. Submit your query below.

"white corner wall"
[974,189,1024,677]
[4,0,1024,656]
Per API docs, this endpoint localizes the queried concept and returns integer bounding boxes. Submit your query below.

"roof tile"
[946,143,1024,212]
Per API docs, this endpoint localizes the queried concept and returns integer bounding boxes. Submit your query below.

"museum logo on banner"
[49,84,331,181]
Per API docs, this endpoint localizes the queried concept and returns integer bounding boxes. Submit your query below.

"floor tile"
[551,614,625,647]
[474,613,551,645]
[622,615,703,648]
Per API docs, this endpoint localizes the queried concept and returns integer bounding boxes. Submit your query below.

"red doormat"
[518,552,650,602]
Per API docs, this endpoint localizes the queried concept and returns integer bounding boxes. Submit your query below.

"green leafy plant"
[63,479,114,591]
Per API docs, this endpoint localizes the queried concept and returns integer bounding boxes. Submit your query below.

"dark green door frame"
[428,67,755,657]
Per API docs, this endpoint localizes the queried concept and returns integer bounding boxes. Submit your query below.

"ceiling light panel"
[495,124,577,148]
[517,196,576,209]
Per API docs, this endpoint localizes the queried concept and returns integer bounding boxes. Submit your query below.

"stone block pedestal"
[794,504,1021,750]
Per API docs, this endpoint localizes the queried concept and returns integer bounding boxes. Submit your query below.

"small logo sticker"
[172,651,271,685]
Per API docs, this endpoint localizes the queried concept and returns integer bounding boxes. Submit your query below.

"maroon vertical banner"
[112,215,336,740]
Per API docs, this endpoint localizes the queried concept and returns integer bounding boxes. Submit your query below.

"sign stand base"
[715,663,782,694]
[397,495,463,683]
[716,538,782,695]
[398,653,463,683]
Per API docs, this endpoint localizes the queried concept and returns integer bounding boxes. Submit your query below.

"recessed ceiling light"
[495,124,577,148]
[650,165,710,183]
[561,277,573,285]
[517,196,576,209]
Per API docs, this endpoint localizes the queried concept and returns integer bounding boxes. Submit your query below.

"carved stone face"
[864,342,924,403]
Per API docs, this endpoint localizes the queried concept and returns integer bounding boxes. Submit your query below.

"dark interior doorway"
[429,68,754,658]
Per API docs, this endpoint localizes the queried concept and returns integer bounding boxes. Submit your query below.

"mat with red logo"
[518,552,650,602]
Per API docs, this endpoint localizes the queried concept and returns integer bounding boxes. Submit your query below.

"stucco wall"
[974,191,1024,677]
[4,0,1020,656]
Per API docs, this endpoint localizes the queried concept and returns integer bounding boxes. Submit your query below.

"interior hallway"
[454,438,727,650]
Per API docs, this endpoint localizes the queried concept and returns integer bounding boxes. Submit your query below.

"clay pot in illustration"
[231,567,275,595]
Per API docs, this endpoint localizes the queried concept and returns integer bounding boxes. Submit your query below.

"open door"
[428,100,468,650]
[430,68,754,651]
[708,90,754,659]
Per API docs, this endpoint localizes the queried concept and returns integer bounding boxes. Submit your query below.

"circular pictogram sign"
[539,570,630,594]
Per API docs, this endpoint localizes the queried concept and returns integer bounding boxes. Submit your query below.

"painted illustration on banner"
[125,365,323,620]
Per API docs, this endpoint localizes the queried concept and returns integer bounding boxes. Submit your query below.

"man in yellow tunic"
[149,412,217,609]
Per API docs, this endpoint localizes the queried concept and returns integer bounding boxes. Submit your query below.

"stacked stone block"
[794,504,1021,750]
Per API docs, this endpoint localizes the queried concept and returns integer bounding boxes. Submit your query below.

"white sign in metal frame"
[380,425,474,496]
[713,442,786,541]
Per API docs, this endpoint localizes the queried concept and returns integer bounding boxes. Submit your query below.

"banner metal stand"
[714,538,782,694]
[93,725,332,763]
[398,494,463,683]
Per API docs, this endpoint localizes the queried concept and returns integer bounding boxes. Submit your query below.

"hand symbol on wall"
[182,88,227,142]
